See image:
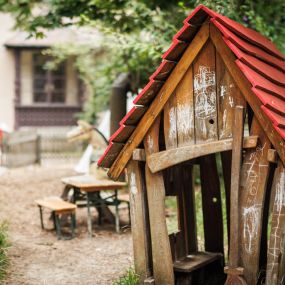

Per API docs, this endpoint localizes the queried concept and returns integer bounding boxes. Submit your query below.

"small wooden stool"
[36,197,77,239]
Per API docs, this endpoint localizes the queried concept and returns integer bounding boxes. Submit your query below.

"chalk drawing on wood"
[194,66,216,119]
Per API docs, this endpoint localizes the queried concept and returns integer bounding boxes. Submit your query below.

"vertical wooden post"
[239,117,270,284]
[144,116,175,285]
[126,159,152,284]
[266,161,285,285]
[14,49,21,129]
[225,106,247,284]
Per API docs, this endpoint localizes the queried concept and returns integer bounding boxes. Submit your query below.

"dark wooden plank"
[147,136,258,173]
[239,117,271,284]
[111,125,136,143]
[193,40,218,143]
[221,151,232,245]
[200,154,224,253]
[210,22,285,167]
[216,50,245,140]
[99,142,124,168]
[174,252,223,273]
[109,23,210,180]
[120,106,147,126]
[144,115,174,285]
[266,161,285,285]
[175,66,195,147]
[126,160,152,282]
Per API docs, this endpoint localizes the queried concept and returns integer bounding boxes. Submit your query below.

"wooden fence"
[1,130,40,167]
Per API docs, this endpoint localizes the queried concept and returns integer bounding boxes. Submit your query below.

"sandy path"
[0,165,132,285]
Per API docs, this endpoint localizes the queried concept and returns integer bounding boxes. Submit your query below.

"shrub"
[113,267,139,285]
[0,222,9,282]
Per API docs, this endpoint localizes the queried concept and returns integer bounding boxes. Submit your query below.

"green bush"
[0,222,9,282]
[113,267,139,285]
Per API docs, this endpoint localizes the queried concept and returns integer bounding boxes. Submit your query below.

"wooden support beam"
[108,23,210,180]
[133,149,146,161]
[267,149,278,163]
[144,116,174,285]
[210,23,285,166]
[266,160,285,285]
[225,106,247,284]
[147,136,258,173]
[239,117,271,284]
[126,160,152,283]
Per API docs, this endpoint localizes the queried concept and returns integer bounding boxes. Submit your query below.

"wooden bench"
[35,196,77,239]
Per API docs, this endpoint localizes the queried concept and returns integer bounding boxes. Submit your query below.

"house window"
[33,52,66,103]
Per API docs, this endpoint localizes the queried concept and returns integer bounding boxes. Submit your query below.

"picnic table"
[61,175,127,237]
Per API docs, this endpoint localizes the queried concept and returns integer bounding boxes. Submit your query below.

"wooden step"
[174,252,223,273]
[35,196,76,213]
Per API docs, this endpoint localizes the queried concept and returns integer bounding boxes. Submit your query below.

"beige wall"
[0,14,15,130]
[20,52,79,106]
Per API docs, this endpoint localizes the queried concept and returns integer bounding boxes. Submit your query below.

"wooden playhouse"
[98,5,285,285]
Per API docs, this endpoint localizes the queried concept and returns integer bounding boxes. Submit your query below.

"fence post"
[36,135,41,165]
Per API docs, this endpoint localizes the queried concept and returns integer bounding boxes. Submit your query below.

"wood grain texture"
[147,136,258,173]
[193,40,218,143]
[164,91,178,149]
[108,23,210,180]
[144,116,174,285]
[127,160,152,283]
[266,161,285,285]
[216,50,246,140]
[239,117,271,285]
[175,66,195,147]
[210,23,285,166]
[229,106,244,268]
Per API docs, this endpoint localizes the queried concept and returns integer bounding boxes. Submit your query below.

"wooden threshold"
[147,136,258,173]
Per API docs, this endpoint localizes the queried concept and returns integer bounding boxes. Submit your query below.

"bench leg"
[38,206,44,229]
[86,192,93,238]
[115,190,120,234]
[71,212,76,238]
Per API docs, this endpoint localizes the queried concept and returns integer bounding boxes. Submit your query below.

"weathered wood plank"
[225,106,247,284]
[266,161,285,285]
[239,117,271,284]
[147,136,258,173]
[108,23,210,180]
[221,151,232,244]
[127,160,152,283]
[144,116,174,285]
[132,148,146,161]
[216,50,245,140]
[164,92,178,149]
[267,149,278,164]
[175,66,195,147]
[193,40,217,143]
[200,154,224,253]
[210,22,285,166]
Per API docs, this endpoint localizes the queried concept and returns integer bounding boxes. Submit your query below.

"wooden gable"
[98,5,285,180]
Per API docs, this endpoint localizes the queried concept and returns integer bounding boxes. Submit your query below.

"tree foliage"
[1,0,284,122]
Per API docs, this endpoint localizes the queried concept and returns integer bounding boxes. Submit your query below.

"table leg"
[86,192,93,237]
[115,190,120,233]
[39,206,44,229]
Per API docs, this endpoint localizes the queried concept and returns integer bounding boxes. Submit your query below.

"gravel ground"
[0,165,132,285]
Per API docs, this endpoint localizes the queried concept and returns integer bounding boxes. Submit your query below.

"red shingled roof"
[98,4,285,168]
